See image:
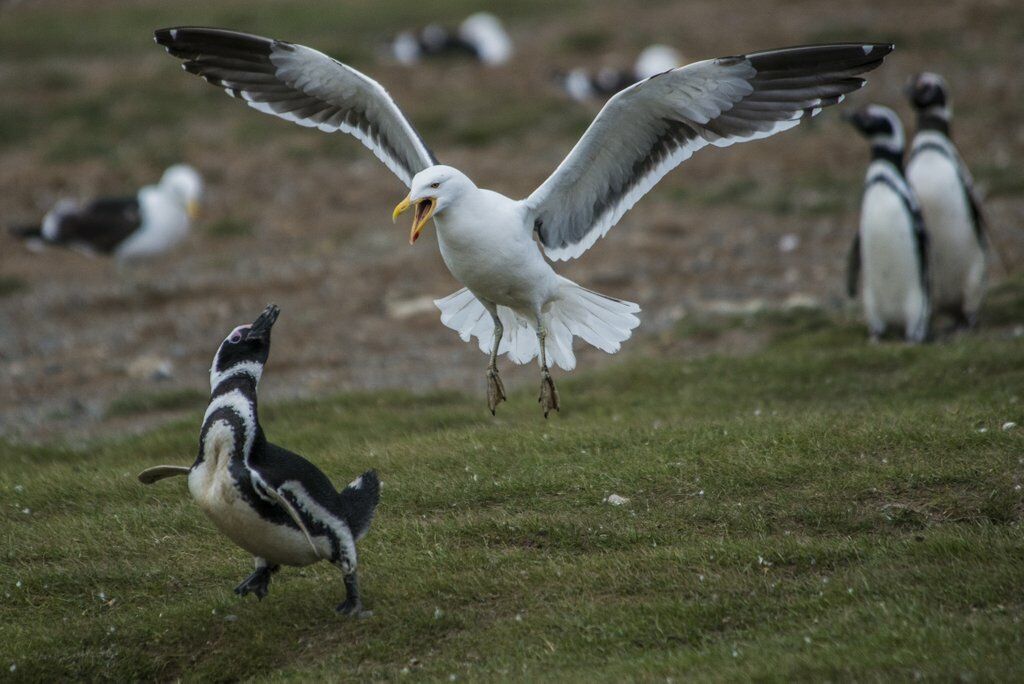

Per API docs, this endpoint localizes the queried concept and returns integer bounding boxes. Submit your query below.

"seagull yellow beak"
[392,194,436,245]
[187,199,201,220]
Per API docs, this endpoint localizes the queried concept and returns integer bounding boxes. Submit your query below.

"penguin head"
[210,304,280,388]
[843,104,905,153]
[905,72,950,115]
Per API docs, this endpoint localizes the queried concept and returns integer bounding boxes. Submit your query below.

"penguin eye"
[430,182,440,189]
[229,332,243,344]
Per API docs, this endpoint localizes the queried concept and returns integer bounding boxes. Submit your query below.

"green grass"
[3,285,1024,681]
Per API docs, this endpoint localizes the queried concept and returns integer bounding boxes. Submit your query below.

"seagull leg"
[483,302,506,415]
[535,316,560,418]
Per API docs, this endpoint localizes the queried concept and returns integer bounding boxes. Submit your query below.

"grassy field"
[3,280,1023,681]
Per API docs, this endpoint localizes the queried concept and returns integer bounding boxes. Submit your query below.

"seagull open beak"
[392,194,436,245]
[187,199,201,220]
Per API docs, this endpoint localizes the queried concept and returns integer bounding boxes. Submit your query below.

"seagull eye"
[430,182,440,189]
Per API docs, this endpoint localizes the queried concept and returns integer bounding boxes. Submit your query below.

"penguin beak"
[393,194,436,245]
[248,304,280,340]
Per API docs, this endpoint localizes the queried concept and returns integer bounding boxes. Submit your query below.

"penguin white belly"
[907,150,984,312]
[188,421,324,566]
[860,185,927,332]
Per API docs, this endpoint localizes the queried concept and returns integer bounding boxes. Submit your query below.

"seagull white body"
[115,180,192,259]
[907,131,986,321]
[858,163,929,341]
[157,28,892,413]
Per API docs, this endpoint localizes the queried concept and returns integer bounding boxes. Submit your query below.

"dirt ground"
[1,0,1022,441]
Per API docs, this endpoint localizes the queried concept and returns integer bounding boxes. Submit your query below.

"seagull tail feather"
[433,282,640,371]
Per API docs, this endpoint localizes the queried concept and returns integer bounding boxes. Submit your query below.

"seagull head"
[209,304,280,388]
[843,104,904,153]
[905,72,950,118]
[393,165,474,245]
[160,164,204,220]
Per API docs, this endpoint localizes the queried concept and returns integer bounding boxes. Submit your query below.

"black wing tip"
[154,26,278,54]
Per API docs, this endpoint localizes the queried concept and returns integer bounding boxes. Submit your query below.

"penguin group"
[845,72,988,342]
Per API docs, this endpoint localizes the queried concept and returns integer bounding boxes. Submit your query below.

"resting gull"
[11,164,203,261]
[155,27,891,416]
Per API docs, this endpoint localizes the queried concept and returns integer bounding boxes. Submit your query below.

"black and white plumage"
[905,72,987,327]
[156,27,892,416]
[845,105,930,343]
[559,44,683,103]
[138,305,381,614]
[10,164,203,260]
[390,12,513,67]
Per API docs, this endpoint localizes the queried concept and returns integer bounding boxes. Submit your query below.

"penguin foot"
[234,567,275,600]
[335,597,363,616]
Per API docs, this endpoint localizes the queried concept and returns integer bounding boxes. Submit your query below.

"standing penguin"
[138,305,380,615]
[845,105,930,343]
[905,72,987,328]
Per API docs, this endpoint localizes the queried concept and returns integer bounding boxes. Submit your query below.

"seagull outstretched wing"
[526,43,894,261]
[155,27,437,187]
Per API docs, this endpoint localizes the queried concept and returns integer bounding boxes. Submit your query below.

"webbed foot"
[538,368,560,418]
[234,565,278,600]
[486,366,507,415]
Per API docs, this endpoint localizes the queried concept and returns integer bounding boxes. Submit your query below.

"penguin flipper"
[250,473,325,561]
[138,465,191,484]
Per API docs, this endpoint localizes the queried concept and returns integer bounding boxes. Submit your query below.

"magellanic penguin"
[905,72,987,327]
[10,164,203,261]
[138,305,381,615]
[844,105,931,343]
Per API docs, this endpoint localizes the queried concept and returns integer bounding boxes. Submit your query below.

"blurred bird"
[844,105,930,343]
[390,12,512,67]
[156,27,892,416]
[10,164,203,261]
[558,44,683,103]
[138,305,381,615]
[905,72,987,328]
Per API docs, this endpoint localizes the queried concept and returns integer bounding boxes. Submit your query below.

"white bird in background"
[156,28,892,416]
[10,164,203,261]
[560,44,684,103]
[390,12,513,67]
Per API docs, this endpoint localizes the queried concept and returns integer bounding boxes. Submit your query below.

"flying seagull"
[10,164,203,261]
[155,27,892,416]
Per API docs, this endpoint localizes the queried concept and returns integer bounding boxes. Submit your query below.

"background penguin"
[844,105,931,343]
[905,72,987,328]
[9,164,203,261]
[138,304,381,615]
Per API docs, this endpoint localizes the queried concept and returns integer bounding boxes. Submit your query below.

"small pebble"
[604,494,629,506]
[1002,422,1016,431]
